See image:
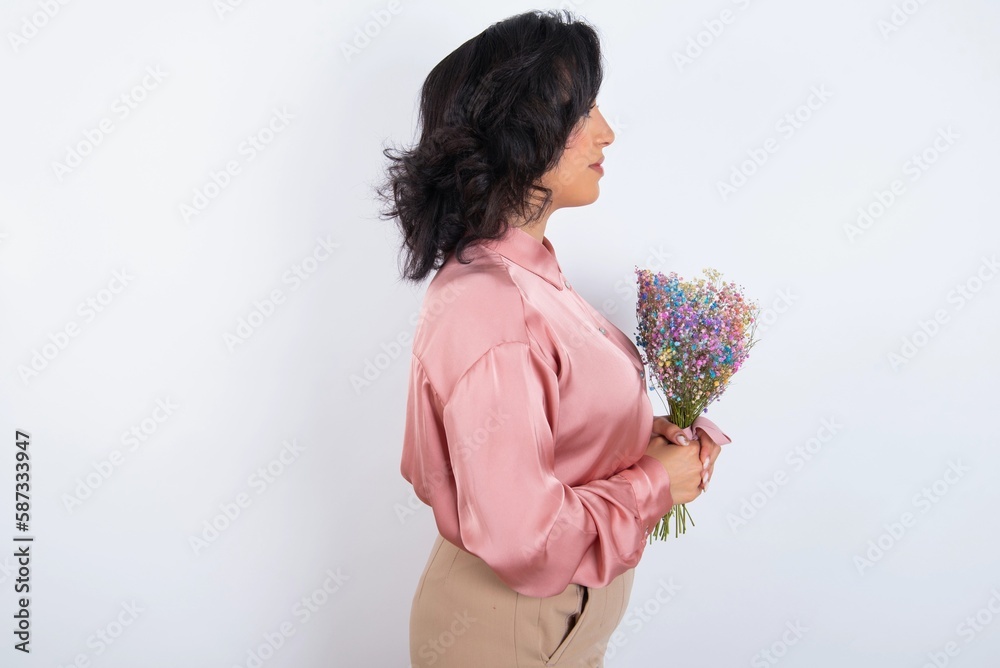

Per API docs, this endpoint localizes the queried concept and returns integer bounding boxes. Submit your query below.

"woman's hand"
[650,415,723,492]
[643,434,705,504]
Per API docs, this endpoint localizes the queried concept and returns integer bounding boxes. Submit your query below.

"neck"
[510,204,554,243]
[519,223,545,243]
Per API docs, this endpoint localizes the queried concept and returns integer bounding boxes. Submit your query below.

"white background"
[1,0,999,666]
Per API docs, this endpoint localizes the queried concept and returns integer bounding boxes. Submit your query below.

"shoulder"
[410,242,534,394]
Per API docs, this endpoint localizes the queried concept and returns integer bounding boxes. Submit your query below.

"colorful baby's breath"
[635,266,760,540]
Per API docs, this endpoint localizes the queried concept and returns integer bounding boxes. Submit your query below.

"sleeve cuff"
[614,455,674,538]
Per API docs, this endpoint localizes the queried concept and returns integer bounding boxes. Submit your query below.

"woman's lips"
[589,163,604,175]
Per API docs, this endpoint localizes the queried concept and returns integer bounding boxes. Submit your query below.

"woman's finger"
[698,437,712,475]
[651,415,694,446]
[698,432,722,489]
[702,451,718,489]
[697,428,720,461]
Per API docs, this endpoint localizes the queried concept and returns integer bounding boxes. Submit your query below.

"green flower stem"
[647,503,695,542]
[645,380,706,542]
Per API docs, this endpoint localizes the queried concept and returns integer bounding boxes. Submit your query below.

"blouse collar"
[479,225,565,291]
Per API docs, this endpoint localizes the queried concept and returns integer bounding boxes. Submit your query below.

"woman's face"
[540,103,615,210]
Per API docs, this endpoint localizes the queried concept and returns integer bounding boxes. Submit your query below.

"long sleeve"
[437,340,674,598]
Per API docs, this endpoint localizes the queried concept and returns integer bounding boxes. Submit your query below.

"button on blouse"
[400,225,673,598]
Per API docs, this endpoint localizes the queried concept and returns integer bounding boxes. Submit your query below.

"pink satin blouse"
[400,225,673,598]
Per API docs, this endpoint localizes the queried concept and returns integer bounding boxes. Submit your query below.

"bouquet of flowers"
[635,267,760,541]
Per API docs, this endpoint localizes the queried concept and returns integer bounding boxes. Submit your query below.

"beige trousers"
[409,533,634,667]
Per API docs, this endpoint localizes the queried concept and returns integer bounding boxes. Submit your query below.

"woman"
[377,10,729,667]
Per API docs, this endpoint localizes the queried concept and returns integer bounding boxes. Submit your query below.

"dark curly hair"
[375,9,605,284]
